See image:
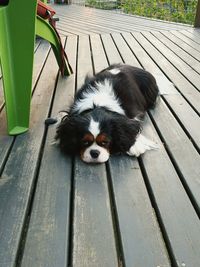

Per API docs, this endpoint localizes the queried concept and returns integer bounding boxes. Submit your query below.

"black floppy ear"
[111,118,141,153]
[55,115,79,155]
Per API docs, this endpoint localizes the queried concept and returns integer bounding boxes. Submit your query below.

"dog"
[55,64,159,163]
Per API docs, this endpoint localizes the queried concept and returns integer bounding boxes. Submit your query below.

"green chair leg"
[0,1,37,135]
[36,15,72,76]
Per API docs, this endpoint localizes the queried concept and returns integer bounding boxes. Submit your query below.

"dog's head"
[56,108,140,163]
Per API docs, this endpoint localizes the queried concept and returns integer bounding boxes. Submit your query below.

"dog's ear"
[111,118,141,153]
[55,115,80,155]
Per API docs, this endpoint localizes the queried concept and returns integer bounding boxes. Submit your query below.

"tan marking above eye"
[82,133,94,142]
[96,134,110,146]
[82,133,94,146]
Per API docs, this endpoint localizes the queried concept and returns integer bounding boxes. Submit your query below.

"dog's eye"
[82,140,90,147]
[99,141,109,147]
[81,133,94,147]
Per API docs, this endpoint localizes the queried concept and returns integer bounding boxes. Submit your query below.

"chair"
[0,0,72,135]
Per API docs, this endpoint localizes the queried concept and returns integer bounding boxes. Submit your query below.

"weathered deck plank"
[73,160,119,267]
[0,49,59,267]
[150,100,200,212]
[113,32,200,211]
[102,32,200,266]
[53,5,191,36]
[20,35,77,267]
[142,31,200,90]
[163,30,200,62]
[0,40,51,177]
[90,34,170,266]
[72,35,119,267]
[171,30,200,52]
[0,5,200,267]
[132,31,200,114]
[152,31,200,75]
[108,156,171,267]
[141,117,200,267]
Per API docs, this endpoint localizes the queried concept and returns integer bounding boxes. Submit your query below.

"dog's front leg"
[126,134,158,157]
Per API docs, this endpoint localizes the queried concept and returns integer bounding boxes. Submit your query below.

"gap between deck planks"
[0,31,200,267]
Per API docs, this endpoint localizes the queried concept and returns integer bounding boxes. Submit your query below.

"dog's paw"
[45,112,67,126]
[127,134,159,157]
[45,117,58,125]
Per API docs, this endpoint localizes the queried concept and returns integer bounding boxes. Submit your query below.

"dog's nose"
[90,149,100,159]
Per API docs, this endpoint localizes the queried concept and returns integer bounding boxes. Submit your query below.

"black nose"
[90,149,100,159]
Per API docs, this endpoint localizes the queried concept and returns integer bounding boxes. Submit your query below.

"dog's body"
[56,64,159,163]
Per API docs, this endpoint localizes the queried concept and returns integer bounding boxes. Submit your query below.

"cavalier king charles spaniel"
[55,64,159,163]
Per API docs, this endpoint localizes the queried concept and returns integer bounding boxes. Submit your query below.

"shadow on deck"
[0,4,200,267]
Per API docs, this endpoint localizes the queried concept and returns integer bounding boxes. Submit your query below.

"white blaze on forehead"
[89,118,100,138]
[108,68,121,75]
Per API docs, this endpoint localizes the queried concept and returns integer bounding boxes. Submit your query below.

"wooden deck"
[0,4,200,267]
[53,4,192,35]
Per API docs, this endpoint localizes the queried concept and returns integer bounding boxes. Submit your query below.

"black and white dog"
[55,64,159,163]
